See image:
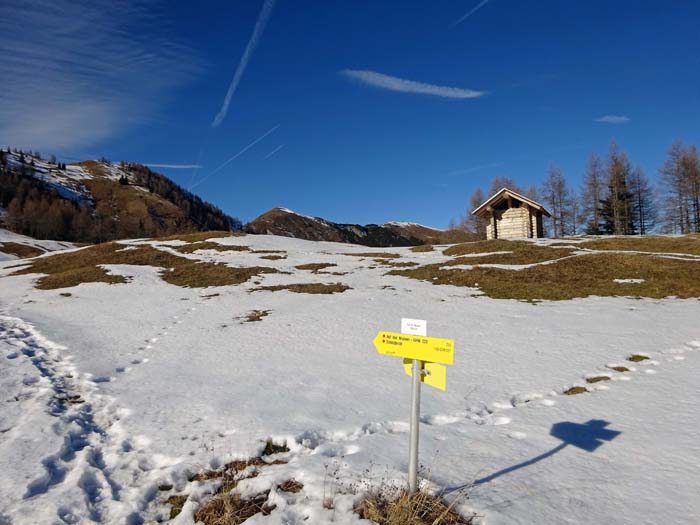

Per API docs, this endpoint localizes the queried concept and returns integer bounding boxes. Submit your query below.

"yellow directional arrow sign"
[373,331,454,365]
[403,359,447,391]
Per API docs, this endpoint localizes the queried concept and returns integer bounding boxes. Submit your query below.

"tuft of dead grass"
[0,242,45,258]
[277,479,304,493]
[11,242,277,290]
[609,366,630,373]
[410,245,434,253]
[628,354,650,362]
[389,252,700,300]
[355,489,472,525]
[253,283,351,294]
[259,254,286,260]
[240,310,271,323]
[344,252,401,259]
[262,439,290,456]
[563,386,587,395]
[194,490,274,525]
[174,241,250,254]
[586,376,611,384]
[167,495,188,520]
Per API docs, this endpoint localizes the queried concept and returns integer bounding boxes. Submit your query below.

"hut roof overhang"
[472,187,552,218]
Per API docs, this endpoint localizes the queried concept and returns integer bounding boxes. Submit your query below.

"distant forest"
[456,140,700,238]
[0,148,241,242]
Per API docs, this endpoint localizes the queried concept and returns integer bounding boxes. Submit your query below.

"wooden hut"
[472,188,551,239]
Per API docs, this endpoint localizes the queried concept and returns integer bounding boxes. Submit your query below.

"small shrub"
[262,438,289,456]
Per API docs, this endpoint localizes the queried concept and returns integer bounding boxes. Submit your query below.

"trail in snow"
[0,315,174,524]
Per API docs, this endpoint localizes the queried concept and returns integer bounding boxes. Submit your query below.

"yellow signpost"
[374,319,455,493]
[373,331,454,365]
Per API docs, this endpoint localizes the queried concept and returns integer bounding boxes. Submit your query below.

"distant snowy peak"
[383,221,444,231]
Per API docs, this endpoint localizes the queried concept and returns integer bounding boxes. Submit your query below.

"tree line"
[456,140,700,238]
[0,148,242,242]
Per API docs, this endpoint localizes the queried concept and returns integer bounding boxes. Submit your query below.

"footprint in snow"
[507,431,527,440]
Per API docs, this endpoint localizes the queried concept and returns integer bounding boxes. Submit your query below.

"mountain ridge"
[245,207,477,246]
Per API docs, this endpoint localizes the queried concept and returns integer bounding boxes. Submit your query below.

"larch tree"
[629,166,656,235]
[600,142,635,235]
[582,154,605,234]
[541,165,569,237]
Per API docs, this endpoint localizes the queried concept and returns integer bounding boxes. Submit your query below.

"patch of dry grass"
[389,252,700,300]
[443,240,574,265]
[563,386,587,395]
[355,490,472,525]
[410,245,434,253]
[253,283,351,294]
[609,365,630,372]
[278,479,303,493]
[344,252,401,259]
[295,262,337,272]
[194,490,274,525]
[628,354,650,362]
[11,242,277,290]
[240,310,271,323]
[158,231,241,242]
[167,495,188,520]
[252,249,287,254]
[582,235,700,255]
[586,376,611,384]
[0,242,45,258]
[174,242,250,254]
[259,254,286,260]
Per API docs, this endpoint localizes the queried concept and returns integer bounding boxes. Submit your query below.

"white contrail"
[451,0,490,27]
[264,144,284,159]
[145,163,203,169]
[340,70,485,99]
[190,124,279,189]
[211,0,275,127]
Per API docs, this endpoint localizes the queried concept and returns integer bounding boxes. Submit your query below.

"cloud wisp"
[340,70,486,99]
[211,0,276,127]
[451,0,490,27]
[594,115,631,124]
[447,162,504,176]
[0,0,199,152]
[190,125,279,189]
[145,164,204,169]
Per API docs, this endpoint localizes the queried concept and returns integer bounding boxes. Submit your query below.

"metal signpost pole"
[408,358,421,493]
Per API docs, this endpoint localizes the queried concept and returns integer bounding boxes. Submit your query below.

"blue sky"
[2,1,700,228]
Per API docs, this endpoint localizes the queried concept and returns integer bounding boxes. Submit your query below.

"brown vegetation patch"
[11,242,277,290]
[253,283,351,294]
[443,240,574,265]
[410,245,434,253]
[628,354,650,362]
[344,252,401,259]
[563,386,587,395]
[389,252,700,300]
[0,242,45,258]
[355,490,472,525]
[262,439,290,456]
[609,366,630,373]
[582,235,700,255]
[194,490,274,525]
[382,261,420,268]
[252,249,287,254]
[295,262,337,272]
[259,254,286,260]
[277,479,304,493]
[167,495,188,520]
[586,376,611,384]
[240,310,271,323]
[159,231,240,242]
[174,241,250,254]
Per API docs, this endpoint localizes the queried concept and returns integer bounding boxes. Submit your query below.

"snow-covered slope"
[1,234,699,524]
[0,228,75,261]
